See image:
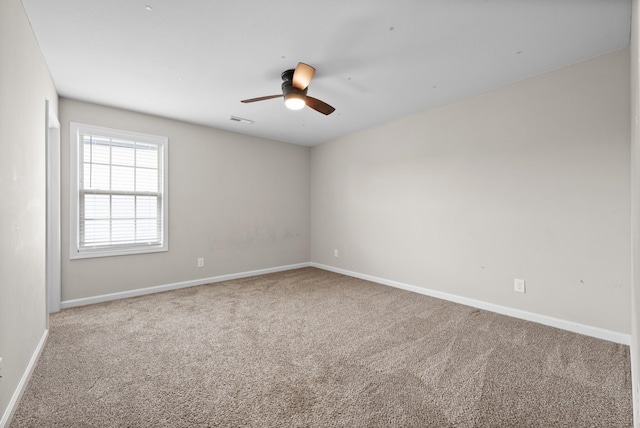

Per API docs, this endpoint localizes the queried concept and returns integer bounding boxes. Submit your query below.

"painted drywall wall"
[59,99,310,301]
[0,0,58,423]
[311,49,631,334]
[631,0,640,424]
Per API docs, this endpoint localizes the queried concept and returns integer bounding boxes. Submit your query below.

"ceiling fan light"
[284,93,306,110]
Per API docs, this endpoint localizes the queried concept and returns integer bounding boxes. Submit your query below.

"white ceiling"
[21,0,631,147]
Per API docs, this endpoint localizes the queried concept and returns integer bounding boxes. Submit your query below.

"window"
[70,122,168,259]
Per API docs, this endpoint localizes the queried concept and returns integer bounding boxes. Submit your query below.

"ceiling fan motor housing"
[282,81,308,98]
[281,69,308,98]
[281,69,295,82]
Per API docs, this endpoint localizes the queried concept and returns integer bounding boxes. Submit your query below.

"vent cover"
[230,116,254,125]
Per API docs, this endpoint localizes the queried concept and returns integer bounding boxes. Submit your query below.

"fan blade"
[241,94,283,103]
[305,96,335,115]
[292,63,315,90]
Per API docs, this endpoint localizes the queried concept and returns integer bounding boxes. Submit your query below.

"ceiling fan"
[241,62,335,115]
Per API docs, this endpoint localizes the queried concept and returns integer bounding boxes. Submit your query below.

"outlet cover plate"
[514,278,526,293]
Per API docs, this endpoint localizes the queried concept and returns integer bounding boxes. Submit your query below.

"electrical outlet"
[334,249,339,257]
[514,278,526,293]
[197,258,204,268]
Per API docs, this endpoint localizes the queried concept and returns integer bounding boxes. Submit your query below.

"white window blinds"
[70,123,168,258]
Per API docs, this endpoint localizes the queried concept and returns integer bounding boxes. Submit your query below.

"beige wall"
[311,49,631,334]
[631,0,640,424]
[0,0,58,423]
[59,99,310,301]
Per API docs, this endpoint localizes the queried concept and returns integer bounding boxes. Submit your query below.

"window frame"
[69,122,169,259]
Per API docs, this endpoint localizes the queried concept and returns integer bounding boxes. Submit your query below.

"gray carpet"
[10,267,632,427]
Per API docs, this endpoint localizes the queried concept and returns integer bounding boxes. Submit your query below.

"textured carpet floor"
[10,267,632,427]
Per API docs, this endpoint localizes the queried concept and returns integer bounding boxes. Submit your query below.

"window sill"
[70,245,168,260]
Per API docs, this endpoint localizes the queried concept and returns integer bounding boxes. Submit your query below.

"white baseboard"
[0,329,49,428]
[631,343,639,428]
[60,262,311,309]
[311,263,631,346]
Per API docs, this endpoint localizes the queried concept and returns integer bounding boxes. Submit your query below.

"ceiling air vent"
[230,116,254,125]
